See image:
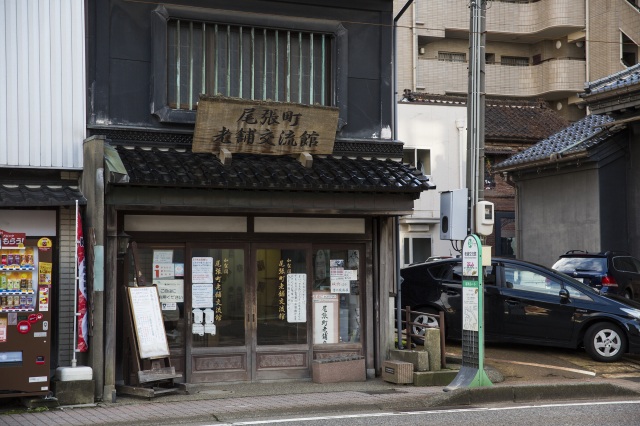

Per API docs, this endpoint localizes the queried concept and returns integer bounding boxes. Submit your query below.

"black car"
[552,250,640,300]
[400,257,640,362]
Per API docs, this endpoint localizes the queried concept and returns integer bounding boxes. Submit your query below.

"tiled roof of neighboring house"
[114,146,434,193]
[494,114,621,170]
[583,63,640,95]
[403,93,568,141]
[0,184,86,207]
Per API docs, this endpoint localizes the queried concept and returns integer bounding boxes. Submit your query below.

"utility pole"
[466,0,487,234]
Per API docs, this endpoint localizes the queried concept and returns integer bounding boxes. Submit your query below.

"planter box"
[312,356,366,384]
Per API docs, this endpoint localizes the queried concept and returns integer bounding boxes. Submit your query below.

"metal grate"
[167,20,332,110]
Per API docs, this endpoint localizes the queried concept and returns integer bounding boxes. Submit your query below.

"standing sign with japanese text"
[193,95,339,156]
[446,234,492,390]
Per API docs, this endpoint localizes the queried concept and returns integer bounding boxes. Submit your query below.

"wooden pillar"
[82,135,106,400]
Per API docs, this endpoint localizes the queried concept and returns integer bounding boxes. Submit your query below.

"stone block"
[52,379,95,405]
[311,356,366,384]
[389,348,430,371]
[382,360,413,384]
[422,328,441,371]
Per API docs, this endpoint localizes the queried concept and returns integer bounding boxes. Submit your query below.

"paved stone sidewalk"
[2,377,640,426]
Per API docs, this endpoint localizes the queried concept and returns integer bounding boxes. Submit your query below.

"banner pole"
[73,200,79,367]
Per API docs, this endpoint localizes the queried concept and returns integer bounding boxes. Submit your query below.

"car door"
[498,262,575,344]
[612,256,640,299]
[439,261,501,339]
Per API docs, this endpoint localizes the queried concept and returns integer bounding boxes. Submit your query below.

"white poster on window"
[312,292,339,344]
[154,279,184,303]
[192,257,214,283]
[330,279,350,294]
[153,250,173,264]
[192,283,214,308]
[287,273,307,323]
[153,263,175,279]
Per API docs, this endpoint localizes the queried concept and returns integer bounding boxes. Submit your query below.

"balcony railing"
[416,58,586,98]
[416,0,585,39]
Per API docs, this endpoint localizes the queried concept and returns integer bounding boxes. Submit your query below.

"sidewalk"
[2,355,640,425]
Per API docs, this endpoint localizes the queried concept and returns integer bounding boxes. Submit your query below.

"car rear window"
[613,256,639,273]
[553,257,606,273]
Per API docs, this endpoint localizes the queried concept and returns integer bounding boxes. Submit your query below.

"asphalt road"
[202,400,640,426]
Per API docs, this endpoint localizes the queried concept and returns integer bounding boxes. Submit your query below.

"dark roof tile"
[115,146,433,193]
[494,114,621,169]
[0,185,86,207]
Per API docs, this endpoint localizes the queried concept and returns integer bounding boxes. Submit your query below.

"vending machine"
[0,232,53,397]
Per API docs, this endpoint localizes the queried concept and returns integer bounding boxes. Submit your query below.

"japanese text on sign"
[193,95,339,155]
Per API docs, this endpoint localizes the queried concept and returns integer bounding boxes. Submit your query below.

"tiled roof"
[583,63,640,96]
[0,184,86,207]
[403,94,568,140]
[494,114,620,170]
[114,146,433,193]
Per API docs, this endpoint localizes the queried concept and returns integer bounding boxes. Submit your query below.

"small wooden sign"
[193,95,339,155]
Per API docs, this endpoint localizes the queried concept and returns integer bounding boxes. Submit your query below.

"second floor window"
[167,20,333,111]
[438,52,466,63]
[501,56,529,67]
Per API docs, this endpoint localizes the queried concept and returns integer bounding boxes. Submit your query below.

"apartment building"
[395,0,640,122]
[394,0,640,262]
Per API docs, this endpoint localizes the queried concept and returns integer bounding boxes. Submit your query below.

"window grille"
[438,52,466,63]
[167,20,333,111]
[500,56,529,67]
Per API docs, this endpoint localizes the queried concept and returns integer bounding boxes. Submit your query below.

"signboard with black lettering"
[193,95,339,155]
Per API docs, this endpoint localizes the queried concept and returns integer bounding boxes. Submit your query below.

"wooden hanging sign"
[193,95,339,156]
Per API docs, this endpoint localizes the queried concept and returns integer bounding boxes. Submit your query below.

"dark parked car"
[400,257,640,362]
[552,251,640,300]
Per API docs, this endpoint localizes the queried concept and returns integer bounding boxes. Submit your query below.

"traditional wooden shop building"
[85,0,432,396]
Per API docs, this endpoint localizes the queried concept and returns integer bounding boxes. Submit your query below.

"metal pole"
[466,0,487,233]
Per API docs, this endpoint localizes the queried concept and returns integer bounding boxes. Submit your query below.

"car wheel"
[584,323,626,362]
[410,308,440,345]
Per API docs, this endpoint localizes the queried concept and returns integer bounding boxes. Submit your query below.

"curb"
[436,382,640,406]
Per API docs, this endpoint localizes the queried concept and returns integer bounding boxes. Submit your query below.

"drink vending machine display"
[0,234,53,396]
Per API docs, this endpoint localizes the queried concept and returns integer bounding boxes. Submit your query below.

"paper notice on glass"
[192,283,214,308]
[161,302,177,311]
[330,259,345,281]
[287,273,307,323]
[330,279,350,293]
[153,263,175,279]
[192,257,214,283]
[174,263,184,277]
[154,279,184,303]
[344,269,358,281]
[192,323,205,336]
[153,250,173,264]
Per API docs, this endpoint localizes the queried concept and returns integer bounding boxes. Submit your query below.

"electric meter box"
[440,189,468,241]
[476,201,495,236]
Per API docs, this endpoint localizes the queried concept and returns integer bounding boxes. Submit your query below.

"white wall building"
[397,101,467,265]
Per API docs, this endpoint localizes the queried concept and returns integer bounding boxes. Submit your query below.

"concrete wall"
[517,167,601,267]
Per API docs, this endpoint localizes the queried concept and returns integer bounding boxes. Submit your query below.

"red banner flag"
[77,208,88,352]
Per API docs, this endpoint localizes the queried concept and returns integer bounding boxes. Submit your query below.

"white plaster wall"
[397,102,467,260]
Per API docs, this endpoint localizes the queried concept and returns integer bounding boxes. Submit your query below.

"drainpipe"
[456,118,466,188]
[393,0,414,140]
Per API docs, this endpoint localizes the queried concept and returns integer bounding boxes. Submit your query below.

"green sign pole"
[445,234,492,390]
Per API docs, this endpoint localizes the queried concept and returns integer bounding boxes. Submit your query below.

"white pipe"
[456,118,466,188]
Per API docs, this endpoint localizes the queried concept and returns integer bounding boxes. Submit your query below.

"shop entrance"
[187,243,311,383]
[123,241,363,384]
[125,242,312,383]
